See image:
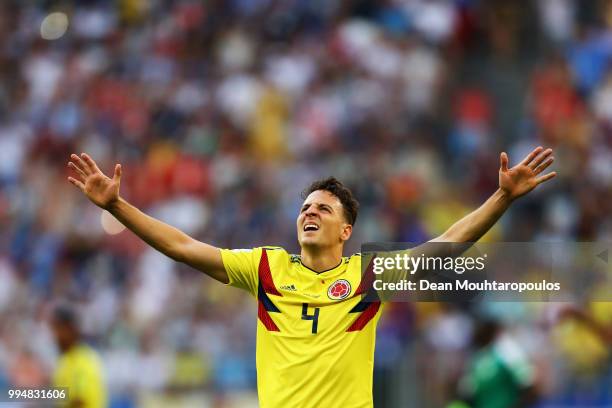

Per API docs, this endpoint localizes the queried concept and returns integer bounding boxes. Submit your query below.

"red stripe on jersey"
[259,249,282,296]
[346,301,381,332]
[258,301,280,331]
[354,257,375,296]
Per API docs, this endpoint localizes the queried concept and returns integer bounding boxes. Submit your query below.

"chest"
[257,264,379,336]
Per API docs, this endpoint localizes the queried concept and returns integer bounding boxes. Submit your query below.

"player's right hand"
[67,153,122,210]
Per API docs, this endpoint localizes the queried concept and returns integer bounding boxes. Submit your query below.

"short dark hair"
[301,177,359,225]
[51,304,79,328]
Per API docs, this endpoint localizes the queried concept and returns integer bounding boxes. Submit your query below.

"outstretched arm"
[433,146,556,243]
[67,153,228,284]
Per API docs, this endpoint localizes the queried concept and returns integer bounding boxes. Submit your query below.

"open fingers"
[536,171,557,185]
[80,153,101,174]
[68,161,87,179]
[529,148,553,169]
[520,146,543,166]
[70,154,91,176]
[534,156,554,175]
[68,176,85,192]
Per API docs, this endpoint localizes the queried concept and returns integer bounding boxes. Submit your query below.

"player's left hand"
[499,146,556,200]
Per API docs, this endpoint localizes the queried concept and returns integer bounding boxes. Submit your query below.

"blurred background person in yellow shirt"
[51,305,107,408]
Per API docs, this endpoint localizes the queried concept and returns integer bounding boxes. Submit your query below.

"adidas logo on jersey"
[280,284,297,291]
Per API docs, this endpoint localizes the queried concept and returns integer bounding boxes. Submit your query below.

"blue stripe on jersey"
[258,283,281,313]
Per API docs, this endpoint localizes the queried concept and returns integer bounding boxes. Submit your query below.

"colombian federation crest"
[327,279,351,300]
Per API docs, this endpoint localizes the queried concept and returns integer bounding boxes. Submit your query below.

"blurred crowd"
[0,0,611,406]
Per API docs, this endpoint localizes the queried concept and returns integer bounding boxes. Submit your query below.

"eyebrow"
[301,202,334,212]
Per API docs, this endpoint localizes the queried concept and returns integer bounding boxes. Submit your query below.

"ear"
[340,224,353,242]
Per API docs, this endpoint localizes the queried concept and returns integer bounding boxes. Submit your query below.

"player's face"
[51,321,75,352]
[297,190,352,249]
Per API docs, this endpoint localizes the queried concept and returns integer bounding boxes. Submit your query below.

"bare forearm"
[417,147,556,256]
[106,198,226,282]
[436,188,512,243]
[67,153,226,282]
[107,197,194,261]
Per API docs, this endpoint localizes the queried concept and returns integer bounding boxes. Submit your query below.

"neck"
[61,340,79,354]
[300,245,343,273]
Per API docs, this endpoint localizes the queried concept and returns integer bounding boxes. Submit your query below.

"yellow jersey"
[221,246,382,408]
[53,344,107,408]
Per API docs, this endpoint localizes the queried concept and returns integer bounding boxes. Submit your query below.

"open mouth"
[303,223,319,232]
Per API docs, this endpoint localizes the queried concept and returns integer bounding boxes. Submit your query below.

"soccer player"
[50,304,107,408]
[67,147,555,407]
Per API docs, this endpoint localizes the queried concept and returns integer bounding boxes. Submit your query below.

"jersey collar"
[298,257,345,275]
